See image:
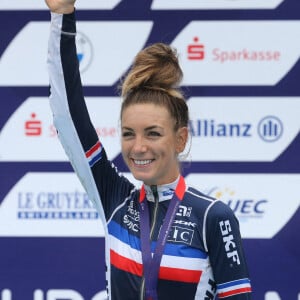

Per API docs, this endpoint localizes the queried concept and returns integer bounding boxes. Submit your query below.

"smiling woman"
[46,0,252,299]
[120,43,189,186]
[121,102,187,186]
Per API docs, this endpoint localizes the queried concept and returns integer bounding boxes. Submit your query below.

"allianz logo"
[189,115,283,142]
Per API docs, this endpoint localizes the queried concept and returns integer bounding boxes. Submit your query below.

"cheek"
[121,141,128,155]
[172,138,183,154]
[164,140,179,157]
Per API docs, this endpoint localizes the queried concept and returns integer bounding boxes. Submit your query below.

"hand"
[45,0,76,14]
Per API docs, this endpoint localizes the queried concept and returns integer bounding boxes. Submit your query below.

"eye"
[122,130,134,138]
[148,130,162,137]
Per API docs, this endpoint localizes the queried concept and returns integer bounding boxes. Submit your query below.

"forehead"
[121,103,173,127]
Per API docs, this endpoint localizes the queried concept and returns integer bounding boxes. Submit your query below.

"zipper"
[140,277,145,300]
[150,185,159,239]
[140,185,159,300]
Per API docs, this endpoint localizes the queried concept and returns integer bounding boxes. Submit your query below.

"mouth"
[132,159,154,166]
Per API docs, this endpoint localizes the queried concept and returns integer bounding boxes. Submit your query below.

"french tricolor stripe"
[85,141,102,167]
[110,249,143,277]
[159,266,202,283]
[109,232,206,283]
[218,278,251,298]
[110,249,203,283]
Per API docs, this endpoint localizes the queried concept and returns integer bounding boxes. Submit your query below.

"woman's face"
[121,103,188,186]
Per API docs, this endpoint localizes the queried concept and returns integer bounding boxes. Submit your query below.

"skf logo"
[24,113,42,136]
[219,220,240,265]
[168,226,194,245]
[187,37,205,60]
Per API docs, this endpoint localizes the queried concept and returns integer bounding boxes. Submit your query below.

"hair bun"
[121,43,183,98]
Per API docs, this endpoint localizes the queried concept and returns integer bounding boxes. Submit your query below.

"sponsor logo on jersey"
[123,200,140,232]
[219,220,241,265]
[176,205,193,217]
[168,226,194,245]
[173,220,197,228]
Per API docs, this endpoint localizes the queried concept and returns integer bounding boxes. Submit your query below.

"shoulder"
[185,185,215,203]
[208,199,236,218]
[184,185,237,221]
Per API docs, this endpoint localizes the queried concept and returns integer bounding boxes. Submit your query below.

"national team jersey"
[47,10,252,300]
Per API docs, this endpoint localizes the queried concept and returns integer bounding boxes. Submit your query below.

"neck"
[144,175,181,202]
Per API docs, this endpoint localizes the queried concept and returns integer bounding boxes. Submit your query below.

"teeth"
[134,159,152,165]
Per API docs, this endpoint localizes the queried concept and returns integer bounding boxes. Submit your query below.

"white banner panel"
[0,0,121,10]
[152,0,284,10]
[0,21,153,86]
[172,21,300,85]
[185,173,300,239]
[1,97,299,162]
[0,173,104,237]
[2,172,299,239]
[0,97,122,161]
[187,97,300,162]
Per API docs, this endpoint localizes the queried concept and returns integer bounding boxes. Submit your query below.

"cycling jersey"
[47,10,252,300]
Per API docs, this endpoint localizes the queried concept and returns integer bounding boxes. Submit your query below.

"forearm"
[206,201,252,299]
[48,10,98,148]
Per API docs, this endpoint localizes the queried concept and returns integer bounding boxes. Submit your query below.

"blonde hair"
[120,43,188,131]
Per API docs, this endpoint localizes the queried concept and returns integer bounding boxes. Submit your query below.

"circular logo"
[257,115,283,142]
[76,31,93,73]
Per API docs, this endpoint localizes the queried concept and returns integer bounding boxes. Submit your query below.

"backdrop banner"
[0,1,299,299]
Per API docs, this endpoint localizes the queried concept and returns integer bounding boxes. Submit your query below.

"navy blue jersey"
[47,10,251,299]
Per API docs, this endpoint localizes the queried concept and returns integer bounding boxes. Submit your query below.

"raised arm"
[46,0,135,220]
[46,0,108,222]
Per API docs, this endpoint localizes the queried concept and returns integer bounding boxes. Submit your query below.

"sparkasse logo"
[172,21,300,86]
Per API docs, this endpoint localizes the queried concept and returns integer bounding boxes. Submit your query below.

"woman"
[46,0,252,299]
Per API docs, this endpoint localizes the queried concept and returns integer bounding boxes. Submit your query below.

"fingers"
[45,0,75,14]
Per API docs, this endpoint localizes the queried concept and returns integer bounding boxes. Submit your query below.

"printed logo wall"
[0,0,299,300]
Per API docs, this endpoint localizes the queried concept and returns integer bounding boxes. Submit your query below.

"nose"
[132,136,147,153]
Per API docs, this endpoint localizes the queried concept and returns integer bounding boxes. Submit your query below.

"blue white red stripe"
[217,278,252,298]
[85,141,102,167]
[108,220,209,283]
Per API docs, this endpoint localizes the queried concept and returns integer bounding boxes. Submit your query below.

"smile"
[133,159,153,165]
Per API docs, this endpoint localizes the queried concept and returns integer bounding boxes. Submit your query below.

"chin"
[132,173,155,185]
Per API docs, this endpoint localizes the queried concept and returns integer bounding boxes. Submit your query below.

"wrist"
[51,5,74,14]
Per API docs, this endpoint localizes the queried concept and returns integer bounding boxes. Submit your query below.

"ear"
[175,127,189,154]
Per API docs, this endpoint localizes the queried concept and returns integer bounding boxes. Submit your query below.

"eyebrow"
[122,125,163,131]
